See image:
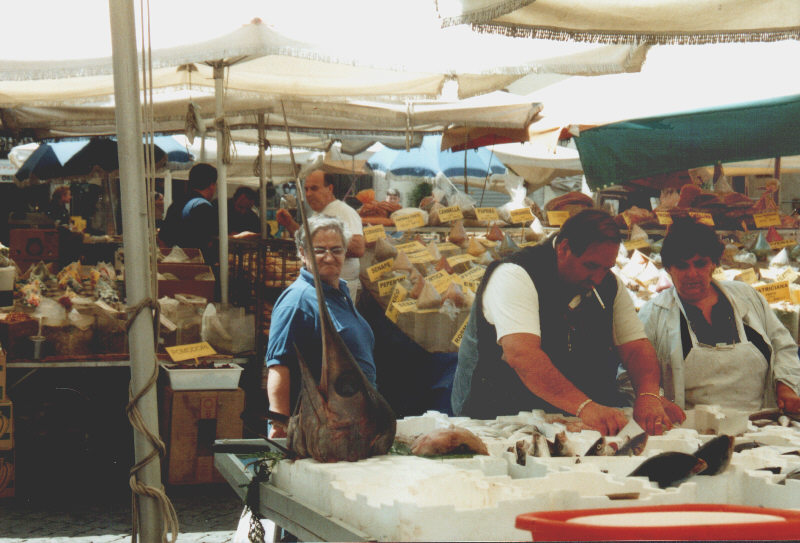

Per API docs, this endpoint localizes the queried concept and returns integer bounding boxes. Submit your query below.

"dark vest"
[461,238,624,419]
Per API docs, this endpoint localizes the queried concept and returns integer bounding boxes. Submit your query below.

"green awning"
[575,94,800,191]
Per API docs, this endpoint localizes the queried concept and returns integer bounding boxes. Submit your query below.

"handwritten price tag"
[363,224,387,243]
[510,208,535,224]
[447,253,475,267]
[406,249,436,264]
[547,210,570,226]
[437,205,464,223]
[769,239,797,250]
[735,268,758,284]
[656,211,673,225]
[425,270,452,294]
[366,258,394,282]
[395,241,427,253]
[166,341,217,362]
[688,211,714,226]
[378,275,404,297]
[459,266,485,282]
[475,207,499,222]
[777,267,799,284]
[755,281,791,303]
[753,212,781,228]
[393,212,426,231]
[624,239,650,251]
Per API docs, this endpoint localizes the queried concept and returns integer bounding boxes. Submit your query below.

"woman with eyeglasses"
[264,215,376,438]
[635,218,800,414]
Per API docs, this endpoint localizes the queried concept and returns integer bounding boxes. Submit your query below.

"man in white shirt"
[452,209,683,436]
[276,170,365,300]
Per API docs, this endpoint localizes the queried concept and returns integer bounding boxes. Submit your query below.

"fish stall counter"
[215,405,800,542]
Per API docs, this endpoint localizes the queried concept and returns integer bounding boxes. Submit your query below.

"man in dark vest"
[452,209,684,436]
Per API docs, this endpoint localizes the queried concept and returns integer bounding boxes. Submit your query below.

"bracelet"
[638,392,662,401]
[575,398,593,418]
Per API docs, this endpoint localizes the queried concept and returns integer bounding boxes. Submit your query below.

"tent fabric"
[574,94,800,190]
[489,142,583,190]
[438,0,800,44]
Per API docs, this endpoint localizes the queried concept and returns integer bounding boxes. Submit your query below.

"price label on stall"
[437,205,464,223]
[366,258,394,282]
[509,208,535,224]
[436,242,461,254]
[475,207,499,222]
[547,211,570,226]
[769,239,797,251]
[688,211,714,226]
[407,250,435,264]
[753,212,782,228]
[384,284,408,322]
[518,241,539,248]
[451,317,470,348]
[734,268,758,284]
[459,266,485,283]
[712,267,727,282]
[393,212,426,231]
[623,239,651,251]
[395,241,427,253]
[425,270,452,294]
[363,224,387,243]
[777,267,799,284]
[447,253,475,267]
[166,341,217,363]
[378,275,404,297]
[755,281,791,303]
[656,211,673,225]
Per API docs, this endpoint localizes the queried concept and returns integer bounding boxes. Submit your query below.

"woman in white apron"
[637,218,800,414]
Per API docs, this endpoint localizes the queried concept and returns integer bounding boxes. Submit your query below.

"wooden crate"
[0,399,12,450]
[0,449,13,499]
[159,386,244,485]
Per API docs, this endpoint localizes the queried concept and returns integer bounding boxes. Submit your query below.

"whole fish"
[779,467,800,485]
[532,427,551,458]
[629,452,707,489]
[410,425,488,457]
[551,431,576,457]
[511,439,533,466]
[585,436,615,456]
[286,185,397,463]
[614,432,648,457]
[734,441,765,453]
[693,435,735,476]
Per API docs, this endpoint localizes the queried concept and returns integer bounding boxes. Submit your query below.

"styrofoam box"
[162,361,243,390]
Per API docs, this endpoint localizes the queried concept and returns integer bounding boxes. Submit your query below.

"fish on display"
[532,427,551,458]
[585,436,615,456]
[550,431,576,457]
[286,188,397,463]
[693,434,735,476]
[734,441,765,453]
[628,452,707,489]
[614,432,648,456]
[410,426,489,457]
[510,439,532,466]
[779,467,800,485]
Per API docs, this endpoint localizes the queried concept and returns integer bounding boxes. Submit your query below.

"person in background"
[452,208,684,436]
[385,187,401,206]
[47,185,72,227]
[265,215,376,438]
[159,163,218,265]
[227,186,261,238]
[636,218,800,414]
[276,170,365,300]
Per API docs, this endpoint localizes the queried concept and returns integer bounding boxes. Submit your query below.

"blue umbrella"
[14,140,89,184]
[367,135,506,178]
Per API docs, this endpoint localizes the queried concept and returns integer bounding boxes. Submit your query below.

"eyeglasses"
[312,246,345,257]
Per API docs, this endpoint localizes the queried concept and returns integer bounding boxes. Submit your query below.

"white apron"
[678,296,768,411]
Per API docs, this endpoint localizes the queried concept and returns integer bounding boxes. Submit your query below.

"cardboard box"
[0,349,6,400]
[0,317,39,360]
[159,386,244,484]
[9,228,59,270]
[0,449,13,498]
[159,247,205,263]
[0,399,12,450]
[157,263,216,300]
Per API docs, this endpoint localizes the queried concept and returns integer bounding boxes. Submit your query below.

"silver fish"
[614,432,648,456]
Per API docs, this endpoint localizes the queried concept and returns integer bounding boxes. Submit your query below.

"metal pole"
[214,65,229,304]
[108,1,162,541]
[258,113,268,240]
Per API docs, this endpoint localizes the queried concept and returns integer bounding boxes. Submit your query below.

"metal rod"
[214,66,229,304]
[108,1,162,540]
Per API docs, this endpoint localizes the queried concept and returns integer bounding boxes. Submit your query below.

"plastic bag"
[33,296,67,326]
[201,303,255,354]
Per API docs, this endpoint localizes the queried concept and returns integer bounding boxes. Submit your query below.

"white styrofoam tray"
[161,361,243,390]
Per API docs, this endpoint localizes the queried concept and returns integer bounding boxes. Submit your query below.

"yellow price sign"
[753,212,781,229]
[755,281,791,303]
[437,205,464,223]
[547,210,570,226]
[393,213,426,231]
[406,249,436,264]
[436,242,461,254]
[623,239,650,251]
[394,299,418,313]
[451,317,470,348]
[735,268,758,284]
[510,208,535,224]
[363,224,387,243]
[395,241,427,253]
[447,253,475,267]
[378,275,404,297]
[688,211,714,226]
[366,258,394,282]
[166,341,217,362]
[769,239,797,250]
[777,267,799,284]
[425,270,452,294]
[475,207,499,222]
[712,267,727,282]
[655,211,673,225]
[459,266,485,282]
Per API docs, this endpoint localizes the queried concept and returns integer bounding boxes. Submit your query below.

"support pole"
[108,1,162,541]
[258,113,268,240]
[214,65,229,304]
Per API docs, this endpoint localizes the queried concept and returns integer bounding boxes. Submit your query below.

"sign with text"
[755,281,791,303]
[437,205,464,223]
[451,317,470,348]
[518,241,539,248]
[769,239,797,251]
[393,212,426,231]
[394,299,418,313]
[509,208,535,224]
[366,258,394,282]
[753,212,782,228]
[363,224,387,243]
[384,284,408,322]
[547,210,570,226]
[395,241,427,254]
[446,253,475,267]
[475,207,499,222]
[688,211,714,226]
[166,341,217,362]
[436,242,461,253]
[712,267,727,282]
[656,211,673,225]
[459,266,485,282]
[777,267,799,284]
[624,239,650,251]
[425,270,452,293]
[378,275,405,297]
[734,268,758,284]
[406,249,436,264]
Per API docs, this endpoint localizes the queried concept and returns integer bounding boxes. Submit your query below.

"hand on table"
[777,381,800,414]
[579,402,629,436]
[633,394,684,435]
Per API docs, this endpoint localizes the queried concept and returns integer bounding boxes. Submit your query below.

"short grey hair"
[294,215,351,258]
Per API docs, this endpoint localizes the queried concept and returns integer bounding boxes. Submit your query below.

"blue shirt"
[266,268,376,410]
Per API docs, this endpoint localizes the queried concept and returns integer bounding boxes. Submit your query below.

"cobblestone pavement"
[0,484,246,543]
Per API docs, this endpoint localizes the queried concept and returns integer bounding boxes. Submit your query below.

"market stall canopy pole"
[574,93,800,190]
[438,0,800,44]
